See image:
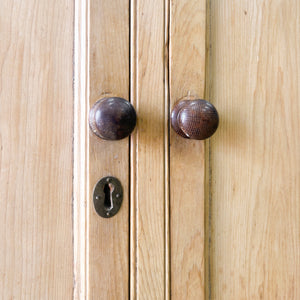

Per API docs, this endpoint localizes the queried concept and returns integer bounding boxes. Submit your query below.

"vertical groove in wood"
[88,0,130,298]
[130,0,137,298]
[204,1,212,298]
[169,0,207,299]
[164,0,171,298]
[130,0,166,298]
[0,1,74,298]
[204,140,212,300]
[209,1,300,299]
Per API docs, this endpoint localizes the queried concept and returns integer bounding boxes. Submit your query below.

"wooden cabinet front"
[1,0,299,299]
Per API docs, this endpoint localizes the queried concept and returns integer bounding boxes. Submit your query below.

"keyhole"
[103,183,114,211]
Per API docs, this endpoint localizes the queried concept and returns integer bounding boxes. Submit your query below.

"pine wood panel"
[0,1,74,298]
[89,0,129,298]
[74,0,88,297]
[207,1,300,299]
[169,0,207,299]
[130,0,167,298]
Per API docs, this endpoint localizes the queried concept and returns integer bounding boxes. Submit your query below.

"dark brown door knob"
[171,99,219,140]
[89,97,137,140]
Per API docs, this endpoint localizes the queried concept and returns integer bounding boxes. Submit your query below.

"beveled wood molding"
[74,0,89,298]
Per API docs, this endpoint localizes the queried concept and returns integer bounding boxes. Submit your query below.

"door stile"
[130,0,168,298]
[169,0,207,298]
[88,0,130,298]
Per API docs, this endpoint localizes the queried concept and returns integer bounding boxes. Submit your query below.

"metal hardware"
[93,176,123,218]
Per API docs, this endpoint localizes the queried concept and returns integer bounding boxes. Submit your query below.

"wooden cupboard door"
[207,1,300,299]
[0,1,74,299]
[79,0,208,298]
[77,0,300,299]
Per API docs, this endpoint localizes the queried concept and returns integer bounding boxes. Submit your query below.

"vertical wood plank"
[89,0,129,298]
[208,1,300,299]
[169,0,206,299]
[0,1,74,298]
[74,0,88,298]
[130,0,166,298]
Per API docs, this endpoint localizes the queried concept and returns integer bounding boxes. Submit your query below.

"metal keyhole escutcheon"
[93,176,123,218]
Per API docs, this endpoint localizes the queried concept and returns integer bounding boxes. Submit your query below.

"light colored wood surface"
[0,1,74,299]
[169,0,206,299]
[88,0,130,299]
[74,0,88,298]
[130,0,167,298]
[207,1,300,299]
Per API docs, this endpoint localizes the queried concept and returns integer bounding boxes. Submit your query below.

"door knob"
[89,97,137,140]
[171,99,219,140]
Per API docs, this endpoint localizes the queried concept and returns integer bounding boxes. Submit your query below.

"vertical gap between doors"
[164,0,171,299]
[129,0,137,298]
[205,0,212,299]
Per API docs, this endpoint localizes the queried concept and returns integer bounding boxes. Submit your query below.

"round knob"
[171,99,219,140]
[89,97,137,140]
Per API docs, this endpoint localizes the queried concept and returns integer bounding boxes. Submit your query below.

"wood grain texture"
[130,0,167,298]
[74,0,88,297]
[89,0,129,298]
[207,1,300,299]
[0,1,74,299]
[169,0,207,299]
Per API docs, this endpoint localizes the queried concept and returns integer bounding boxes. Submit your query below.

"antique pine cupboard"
[0,0,299,299]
